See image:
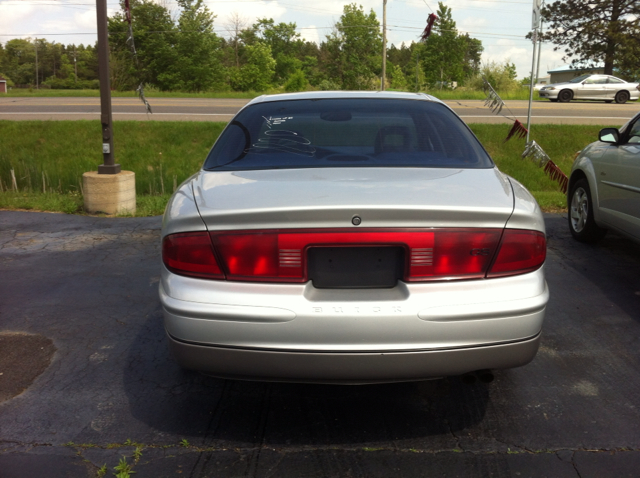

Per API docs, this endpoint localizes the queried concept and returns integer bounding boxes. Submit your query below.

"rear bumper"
[166,332,541,384]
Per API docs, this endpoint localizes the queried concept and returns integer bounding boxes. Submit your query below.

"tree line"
[0,1,491,92]
[1,0,636,92]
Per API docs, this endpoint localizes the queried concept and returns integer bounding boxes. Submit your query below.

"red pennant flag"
[543,160,568,193]
[504,119,528,142]
[421,14,438,41]
[125,0,132,24]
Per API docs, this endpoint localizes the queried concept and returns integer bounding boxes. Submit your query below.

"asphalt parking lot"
[0,210,639,478]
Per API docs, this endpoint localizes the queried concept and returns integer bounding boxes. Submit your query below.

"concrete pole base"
[83,170,136,215]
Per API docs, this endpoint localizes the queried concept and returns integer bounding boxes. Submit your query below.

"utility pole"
[74,45,78,83]
[83,0,134,215]
[96,0,120,174]
[535,17,543,86]
[526,0,542,142]
[381,0,387,91]
[34,38,39,89]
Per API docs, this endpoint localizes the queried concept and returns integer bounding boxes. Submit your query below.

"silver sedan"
[539,74,640,104]
[568,111,640,243]
[160,91,548,384]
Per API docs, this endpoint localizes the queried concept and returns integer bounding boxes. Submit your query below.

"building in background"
[548,64,605,84]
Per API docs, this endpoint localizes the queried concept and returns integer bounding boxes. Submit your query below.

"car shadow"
[544,213,640,324]
[122,306,491,447]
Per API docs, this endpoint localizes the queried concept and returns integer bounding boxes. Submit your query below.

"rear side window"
[204,98,493,171]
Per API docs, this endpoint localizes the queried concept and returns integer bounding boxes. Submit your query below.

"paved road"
[1,210,639,477]
[1,97,639,125]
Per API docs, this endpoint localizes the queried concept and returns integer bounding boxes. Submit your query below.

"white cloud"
[298,25,320,45]
[458,16,487,31]
[0,2,38,36]
[208,1,288,26]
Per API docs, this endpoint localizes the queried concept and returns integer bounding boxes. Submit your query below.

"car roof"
[246,90,443,107]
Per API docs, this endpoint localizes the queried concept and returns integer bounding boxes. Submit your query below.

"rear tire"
[558,89,573,103]
[615,91,630,104]
[568,178,607,242]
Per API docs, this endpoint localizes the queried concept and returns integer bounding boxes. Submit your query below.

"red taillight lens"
[424,230,502,280]
[162,232,225,279]
[163,228,545,283]
[211,229,504,282]
[488,229,546,278]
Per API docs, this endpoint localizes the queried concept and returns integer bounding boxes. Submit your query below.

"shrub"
[284,70,308,92]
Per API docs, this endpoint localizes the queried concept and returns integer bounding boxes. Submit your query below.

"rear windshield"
[203,98,494,171]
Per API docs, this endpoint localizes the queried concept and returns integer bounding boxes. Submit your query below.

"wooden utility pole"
[96,0,120,174]
[34,38,39,89]
[381,0,387,91]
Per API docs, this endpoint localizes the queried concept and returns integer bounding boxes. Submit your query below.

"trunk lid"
[192,167,514,230]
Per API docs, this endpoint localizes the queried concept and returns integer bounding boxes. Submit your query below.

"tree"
[325,4,382,90]
[615,34,640,80]
[464,61,521,92]
[252,18,303,83]
[108,0,177,90]
[224,11,249,68]
[388,64,407,90]
[420,2,466,88]
[284,69,308,92]
[229,43,275,91]
[540,0,640,75]
[460,34,483,79]
[166,0,223,91]
[1,39,37,85]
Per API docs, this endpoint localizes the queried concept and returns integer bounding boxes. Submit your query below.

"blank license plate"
[307,246,404,289]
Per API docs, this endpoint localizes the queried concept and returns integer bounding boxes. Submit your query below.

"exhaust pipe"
[477,370,494,383]
[460,370,494,384]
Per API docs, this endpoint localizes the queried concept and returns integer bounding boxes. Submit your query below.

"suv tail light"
[162,228,546,283]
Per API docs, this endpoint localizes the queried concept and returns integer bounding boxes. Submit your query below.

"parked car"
[539,74,640,104]
[568,111,640,243]
[160,91,548,384]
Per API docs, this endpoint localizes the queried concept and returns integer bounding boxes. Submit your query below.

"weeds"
[113,456,136,478]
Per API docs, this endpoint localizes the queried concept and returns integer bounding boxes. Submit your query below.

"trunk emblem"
[352,216,362,226]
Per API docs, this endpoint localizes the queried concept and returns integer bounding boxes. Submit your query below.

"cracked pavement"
[0,210,639,477]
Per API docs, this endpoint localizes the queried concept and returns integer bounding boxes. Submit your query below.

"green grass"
[0,120,224,195]
[0,191,83,214]
[5,89,276,99]
[425,88,535,101]
[5,87,538,101]
[0,121,605,216]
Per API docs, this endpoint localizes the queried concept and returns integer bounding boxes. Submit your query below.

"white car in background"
[539,74,640,104]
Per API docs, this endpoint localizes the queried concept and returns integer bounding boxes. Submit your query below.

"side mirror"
[599,128,619,144]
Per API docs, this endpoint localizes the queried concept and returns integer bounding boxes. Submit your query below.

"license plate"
[307,246,404,289]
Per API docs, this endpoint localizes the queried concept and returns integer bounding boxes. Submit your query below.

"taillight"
[210,229,503,282]
[162,232,224,279]
[487,229,546,278]
[163,228,546,283]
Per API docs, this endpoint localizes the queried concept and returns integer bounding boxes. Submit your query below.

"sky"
[0,0,571,80]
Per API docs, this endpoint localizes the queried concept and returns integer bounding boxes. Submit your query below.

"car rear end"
[160,92,548,383]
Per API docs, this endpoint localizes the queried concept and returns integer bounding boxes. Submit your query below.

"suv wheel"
[569,178,607,242]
